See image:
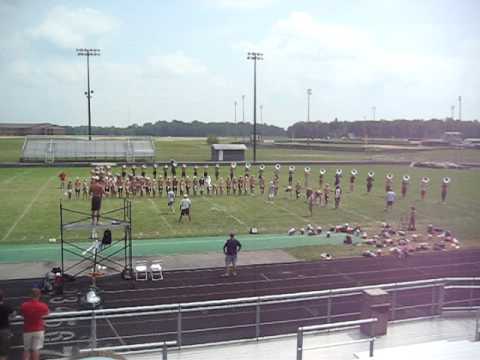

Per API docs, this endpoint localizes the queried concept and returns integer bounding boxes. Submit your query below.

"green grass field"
[0,164,478,252]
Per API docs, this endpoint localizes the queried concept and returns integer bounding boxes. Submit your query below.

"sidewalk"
[0,249,298,280]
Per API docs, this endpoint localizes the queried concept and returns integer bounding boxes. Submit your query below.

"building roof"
[211,144,247,151]
[0,123,64,129]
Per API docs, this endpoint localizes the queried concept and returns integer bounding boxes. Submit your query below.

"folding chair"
[150,260,164,281]
[135,260,148,281]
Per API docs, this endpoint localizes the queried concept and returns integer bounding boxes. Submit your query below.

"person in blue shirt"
[222,233,242,277]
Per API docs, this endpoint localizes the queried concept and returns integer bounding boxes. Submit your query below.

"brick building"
[0,123,66,136]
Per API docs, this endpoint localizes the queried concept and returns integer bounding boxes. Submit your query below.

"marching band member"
[323,183,330,206]
[226,176,231,195]
[141,164,147,178]
[245,163,251,177]
[401,175,410,198]
[408,206,416,231]
[181,164,187,178]
[152,164,157,179]
[74,177,82,199]
[420,177,429,200]
[349,169,358,192]
[163,165,168,179]
[185,176,192,195]
[258,164,265,178]
[170,160,177,176]
[385,173,393,192]
[366,172,375,193]
[193,165,198,177]
[334,185,342,209]
[172,176,178,195]
[203,165,208,178]
[295,181,301,200]
[121,165,127,178]
[192,176,199,196]
[288,165,295,186]
[157,176,163,197]
[230,162,236,180]
[441,177,450,203]
[215,164,220,181]
[334,169,342,186]
[131,165,136,177]
[249,175,256,194]
[319,169,326,187]
[259,175,265,195]
[304,167,311,188]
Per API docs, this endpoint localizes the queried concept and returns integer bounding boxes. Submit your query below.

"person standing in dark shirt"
[0,290,14,360]
[223,233,242,277]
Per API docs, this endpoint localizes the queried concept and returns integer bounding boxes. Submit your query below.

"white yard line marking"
[266,200,307,223]
[148,199,174,232]
[260,272,271,281]
[0,170,32,186]
[1,176,54,242]
[229,214,246,225]
[203,196,247,225]
[105,317,127,346]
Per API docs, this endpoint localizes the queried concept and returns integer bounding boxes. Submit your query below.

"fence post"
[177,305,182,347]
[256,297,261,340]
[296,328,303,360]
[327,293,332,323]
[90,308,97,350]
[162,341,168,360]
[437,284,445,315]
[431,284,437,316]
[391,290,396,320]
[369,338,375,357]
[475,309,480,341]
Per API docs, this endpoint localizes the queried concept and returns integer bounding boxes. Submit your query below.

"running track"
[4,249,480,359]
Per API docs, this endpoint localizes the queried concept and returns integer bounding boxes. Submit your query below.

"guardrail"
[296,318,377,360]
[10,276,480,356]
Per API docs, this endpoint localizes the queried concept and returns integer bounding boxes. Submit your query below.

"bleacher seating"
[21,136,155,163]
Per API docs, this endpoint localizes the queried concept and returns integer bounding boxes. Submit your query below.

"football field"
[0,163,478,261]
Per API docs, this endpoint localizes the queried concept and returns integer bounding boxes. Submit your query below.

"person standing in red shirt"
[20,288,49,360]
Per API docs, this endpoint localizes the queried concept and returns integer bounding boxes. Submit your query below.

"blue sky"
[0,0,479,128]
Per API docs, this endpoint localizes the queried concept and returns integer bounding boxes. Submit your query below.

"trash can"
[360,288,391,337]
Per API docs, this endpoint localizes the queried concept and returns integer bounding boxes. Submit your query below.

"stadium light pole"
[247,51,263,163]
[451,105,455,120]
[306,88,312,122]
[234,100,238,139]
[76,48,101,140]
[458,96,462,121]
[260,104,263,138]
[372,106,376,121]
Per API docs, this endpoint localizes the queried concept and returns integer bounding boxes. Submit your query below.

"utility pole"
[234,100,238,140]
[241,95,246,122]
[260,104,263,139]
[458,96,462,121]
[76,48,100,140]
[247,52,263,163]
[306,88,312,122]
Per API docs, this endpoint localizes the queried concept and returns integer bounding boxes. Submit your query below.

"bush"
[206,135,219,145]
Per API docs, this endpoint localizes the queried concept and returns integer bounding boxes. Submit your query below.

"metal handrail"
[11,276,479,324]
[297,318,377,360]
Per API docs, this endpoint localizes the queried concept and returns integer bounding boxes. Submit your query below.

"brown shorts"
[91,196,102,211]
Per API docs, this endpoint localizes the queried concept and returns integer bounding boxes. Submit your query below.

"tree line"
[65,118,480,139]
[65,120,285,137]
[287,119,480,139]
